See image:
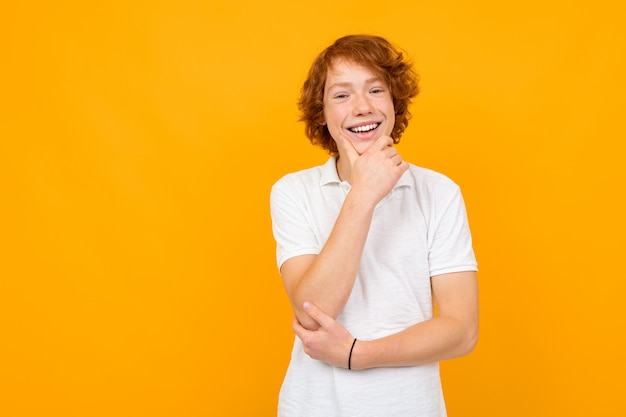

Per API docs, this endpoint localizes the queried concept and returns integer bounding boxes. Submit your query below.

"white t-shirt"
[270,156,477,417]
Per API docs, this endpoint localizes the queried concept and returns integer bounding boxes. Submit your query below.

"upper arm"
[280,254,320,329]
[271,181,321,284]
[280,254,316,301]
[431,271,479,347]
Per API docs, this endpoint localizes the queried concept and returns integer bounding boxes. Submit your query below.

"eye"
[370,88,385,94]
[334,93,348,99]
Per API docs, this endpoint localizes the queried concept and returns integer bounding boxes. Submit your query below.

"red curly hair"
[298,34,420,154]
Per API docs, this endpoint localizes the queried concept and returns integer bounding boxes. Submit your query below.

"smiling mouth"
[348,123,379,133]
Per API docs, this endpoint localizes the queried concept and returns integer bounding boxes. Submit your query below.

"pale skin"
[280,59,478,371]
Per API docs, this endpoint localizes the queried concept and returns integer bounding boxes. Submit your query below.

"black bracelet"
[348,338,357,370]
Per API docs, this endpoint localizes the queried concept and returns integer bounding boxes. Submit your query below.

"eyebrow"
[327,77,383,91]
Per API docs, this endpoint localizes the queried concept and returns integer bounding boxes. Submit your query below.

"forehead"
[325,59,384,86]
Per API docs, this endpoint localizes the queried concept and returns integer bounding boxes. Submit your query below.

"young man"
[270,34,478,416]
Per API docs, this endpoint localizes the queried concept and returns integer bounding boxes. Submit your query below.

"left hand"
[293,301,355,368]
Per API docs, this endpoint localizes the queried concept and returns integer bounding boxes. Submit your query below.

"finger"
[292,315,300,332]
[375,134,394,150]
[292,315,308,339]
[303,301,334,328]
[336,134,360,164]
[391,154,402,165]
[385,146,398,158]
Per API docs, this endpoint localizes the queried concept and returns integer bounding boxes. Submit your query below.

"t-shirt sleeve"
[428,182,478,276]
[270,177,321,271]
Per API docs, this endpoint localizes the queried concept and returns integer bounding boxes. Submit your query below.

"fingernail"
[303,302,312,311]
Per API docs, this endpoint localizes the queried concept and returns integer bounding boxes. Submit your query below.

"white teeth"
[349,123,378,133]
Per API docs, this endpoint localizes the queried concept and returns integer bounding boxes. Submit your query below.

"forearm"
[344,271,479,369]
[350,315,479,370]
[293,290,479,370]
[288,189,376,329]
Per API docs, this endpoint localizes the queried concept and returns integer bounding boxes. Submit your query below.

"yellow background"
[2,0,625,415]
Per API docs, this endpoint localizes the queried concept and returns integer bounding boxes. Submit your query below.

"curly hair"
[298,34,420,154]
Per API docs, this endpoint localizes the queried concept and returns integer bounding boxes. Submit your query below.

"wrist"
[348,338,371,371]
[344,187,380,211]
[348,338,357,370]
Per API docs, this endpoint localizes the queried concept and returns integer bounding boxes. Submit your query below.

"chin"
[353,140,376,155]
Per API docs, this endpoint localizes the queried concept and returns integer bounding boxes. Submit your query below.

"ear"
[318,109,327,126]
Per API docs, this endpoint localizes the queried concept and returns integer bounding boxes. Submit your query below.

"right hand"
[337,134,408,205]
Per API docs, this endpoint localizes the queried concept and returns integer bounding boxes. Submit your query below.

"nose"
[352,93,373,116]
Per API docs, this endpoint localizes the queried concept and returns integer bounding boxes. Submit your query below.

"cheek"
[323,111,340,130]
[387,103,396,130]
[321,106,332,126]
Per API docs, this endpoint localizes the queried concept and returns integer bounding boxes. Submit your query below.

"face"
[323,59,395,155]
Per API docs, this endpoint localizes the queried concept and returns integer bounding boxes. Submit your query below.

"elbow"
[460,323,479,356]
[294,308,321,331]
[449,316,479,358]
[466,330,479,355]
